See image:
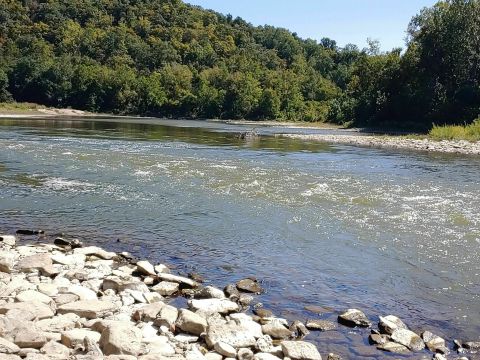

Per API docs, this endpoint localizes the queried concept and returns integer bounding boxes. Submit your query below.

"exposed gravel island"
[279,133,480,155]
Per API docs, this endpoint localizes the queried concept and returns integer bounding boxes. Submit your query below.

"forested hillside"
[0,0,479,129]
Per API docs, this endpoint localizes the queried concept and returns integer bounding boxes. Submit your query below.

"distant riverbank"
[1,103,479,155]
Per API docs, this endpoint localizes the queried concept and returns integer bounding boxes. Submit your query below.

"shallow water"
[1,118,480,358]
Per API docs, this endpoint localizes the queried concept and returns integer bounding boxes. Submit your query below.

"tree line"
[0,0,479,129]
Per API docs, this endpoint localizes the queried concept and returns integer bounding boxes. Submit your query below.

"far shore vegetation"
[0,0,479,136]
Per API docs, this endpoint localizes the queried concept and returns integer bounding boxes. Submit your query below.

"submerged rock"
[236,279,262,294]
[305,320,337,332]
[338,309,371,327]
[377,341,410,354]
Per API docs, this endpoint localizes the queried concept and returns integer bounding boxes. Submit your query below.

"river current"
[1,118,479,359]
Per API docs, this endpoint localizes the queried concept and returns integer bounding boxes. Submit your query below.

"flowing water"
[1,118,480,359]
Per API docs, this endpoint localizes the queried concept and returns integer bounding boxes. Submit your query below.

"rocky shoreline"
[0,232,476,360]
[279,134,480,155]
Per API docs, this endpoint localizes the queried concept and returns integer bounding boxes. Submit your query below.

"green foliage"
[429,118,480,141]
[1,0,479,129]
[0,0,347,121]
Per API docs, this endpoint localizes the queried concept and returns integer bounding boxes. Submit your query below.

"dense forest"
[0,0,479,129]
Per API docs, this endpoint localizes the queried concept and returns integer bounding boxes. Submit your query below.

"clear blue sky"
[185,0,438,51]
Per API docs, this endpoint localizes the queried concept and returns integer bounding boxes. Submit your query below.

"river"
[1,117,479,359]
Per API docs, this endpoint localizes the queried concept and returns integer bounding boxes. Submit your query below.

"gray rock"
[0,301,54,320]
[290,321,310,338]
[99,322,142,356]
[378,315,408,335]
[236,279,262,293]
[176,309,208,336]
[422,331,448,354]
[369,333,389,346]
[57,300,117,319]
[214,341,237,357]
[463,341,480,349]
[189,299,239,314]
[305,320,336,332]
[391,328,424,351]
[326,354,342,360]
[102,276,150,293]
[133,302,166,322]
[261,319,292,340]
[152,304,178,328]
[206,323,257,349]
[281,341,322,360]
[39,340,70,359]
[337,309,371,327]
[377,341,410,354]
[36,313,80,332]
[237,348,254,360]
[196,286,226,299]
[13,330,47,349]
[152,281,179,296]
[16,254,56,276]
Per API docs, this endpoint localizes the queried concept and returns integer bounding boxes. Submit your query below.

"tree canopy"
[1,0,479,129]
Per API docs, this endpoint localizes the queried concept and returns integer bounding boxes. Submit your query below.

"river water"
[1,118,479,358]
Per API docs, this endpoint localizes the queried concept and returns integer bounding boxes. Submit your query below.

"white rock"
[154,264,170,274]
[137,261,156,276]
[176,309,208,336]
[0,251,15,273]
[74,246,116,260]
[16,290,53,304]
[99,322,142,355]
[255,353,282,360]
[197,286,226,299]
[205,323,256,349]
[338,309,371,327]
[157,273,197,287]
[39,340,70,359]
[0,301,54,320]
[57,300,117,319]
[379,315,408,335]
[144,336,175,356]
[214,341,237,357]
[152,281,180,296]
[391,328,424,351]
[37,284,58,297]
[281,341,322,360]
[36,313,80,332]
[61,329,101,349]
[189,299,239,314]
[153,304,178,328]
[0,337,20,354]
[0,235,16,247]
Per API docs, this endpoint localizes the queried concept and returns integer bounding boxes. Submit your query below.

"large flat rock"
[57,300,117,319]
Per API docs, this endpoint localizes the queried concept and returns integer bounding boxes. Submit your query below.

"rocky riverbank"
[0,232,476,359]
[279,134,480,155]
